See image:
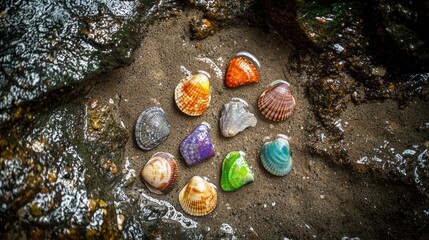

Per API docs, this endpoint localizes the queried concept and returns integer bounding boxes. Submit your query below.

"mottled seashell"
[179,176,218,216]
[260,134,292,176]
[221,151,254,191]
[141,152,179,194]
[225,51,260,88]
[219,98,257,137]
[175,71,211,116]
[135,107,171,150]
[258,80,296,121]
[180,122,215,166]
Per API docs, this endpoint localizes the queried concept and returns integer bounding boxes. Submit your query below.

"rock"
[0,0,158,126]
[371,0,429,71]
[0,99,127,238]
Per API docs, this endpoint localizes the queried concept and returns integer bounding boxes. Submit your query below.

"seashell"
[221,151,254,191]
[260,134,292,176]
[219,98,257,137]
[225,51,260,88]
[258,80,296,121]
[141,152,179,194]
[180,122,216,166]
[175,71,211,116]
[135,107,171,150]
[179,176,218,216]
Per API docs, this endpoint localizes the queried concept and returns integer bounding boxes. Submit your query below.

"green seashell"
[221,151,255,191]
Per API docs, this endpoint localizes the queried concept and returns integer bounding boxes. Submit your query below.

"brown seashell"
[179,176,217,216]
[175,71,211,116]
[258,80,296,121]
[225,51,260,88]
[141,152,179,194]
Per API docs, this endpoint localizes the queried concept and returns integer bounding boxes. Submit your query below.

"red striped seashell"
[258,80,296,121]
[225,51,260,88]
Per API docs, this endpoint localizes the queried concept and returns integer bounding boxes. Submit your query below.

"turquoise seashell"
[260,134,292,176]
[221,151,254,191]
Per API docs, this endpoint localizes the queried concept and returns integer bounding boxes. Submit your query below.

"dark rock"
[0,0,158,126]
[0,99,127,238]
[371,0,429,71]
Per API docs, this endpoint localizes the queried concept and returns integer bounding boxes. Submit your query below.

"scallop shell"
[179,176,218,216]
[219,98,257,137]
[221,151,254,191]
[260,134,292,176]
[141,152,179,194]
[180,122,215,166]
[135,107,171,150]
[175,71,211,116]
[258,80,296,121]
[225,51,260,88]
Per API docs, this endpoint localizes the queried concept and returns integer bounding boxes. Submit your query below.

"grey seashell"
[219,98,257,137]
[135,107,171,150]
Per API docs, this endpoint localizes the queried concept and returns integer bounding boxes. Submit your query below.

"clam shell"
[260,134,292,176]
[221,151,254,191]
[175,71,211,116]
[258,80,296,121]
[141,152,179,194]
[225,51,260,88]
[135,107,171,150]
[180,122,215,166]
[219,98,257,137]
[179,176,218,216]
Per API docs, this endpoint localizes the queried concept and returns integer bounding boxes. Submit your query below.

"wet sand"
[89,10,429,239]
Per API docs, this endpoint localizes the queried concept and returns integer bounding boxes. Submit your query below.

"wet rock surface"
[0,0,159,126]
[0,99,206,238]
[0,99,127,238]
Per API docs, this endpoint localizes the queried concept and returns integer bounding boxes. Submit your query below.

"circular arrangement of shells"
[135,51,296,216]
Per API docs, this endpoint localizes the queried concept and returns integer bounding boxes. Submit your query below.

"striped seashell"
[135,107,170,150]
[141,152,179,194]
[225,51,260,88]
[180,122,215,166]
[260,134,292,176]
[219,98,257,137]
[179,176,218,216]
[221,151,254,191]
[258,80,296,121]
[175,71,211,116]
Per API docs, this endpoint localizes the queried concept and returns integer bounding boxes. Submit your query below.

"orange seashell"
[258,80,296,121]
[174,71,211,116]
[225,51,260,88]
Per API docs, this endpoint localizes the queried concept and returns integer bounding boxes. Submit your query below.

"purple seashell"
[180,122,216,166]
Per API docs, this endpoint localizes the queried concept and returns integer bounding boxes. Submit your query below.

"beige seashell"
[179,176,217,216]
[141,152,179,194]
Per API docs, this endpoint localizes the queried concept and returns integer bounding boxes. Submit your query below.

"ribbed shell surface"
[175,73,211,116]
[179,176,218,216]
[258,82,296,121]
[141,152,179,194]
[225,57,260,88]
[135,107,170,150]
[260,135,292,176]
